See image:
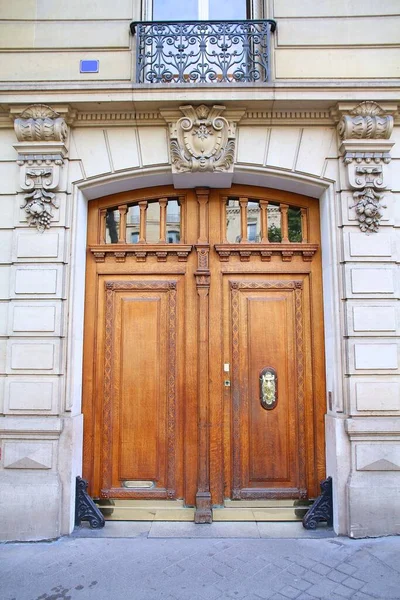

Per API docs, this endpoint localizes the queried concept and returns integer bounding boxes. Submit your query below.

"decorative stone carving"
[14,104,68,143]
[338,101,396,234]
[338,102,393,140]
[17,154,63,232]
[13,104,69,232]
[169,105,236,174]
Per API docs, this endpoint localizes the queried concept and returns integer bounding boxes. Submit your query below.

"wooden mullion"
[280,203,289,243]
[239,197,248,243]
[159,198,168,243]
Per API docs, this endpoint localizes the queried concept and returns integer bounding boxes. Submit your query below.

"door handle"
[260,367,277,410]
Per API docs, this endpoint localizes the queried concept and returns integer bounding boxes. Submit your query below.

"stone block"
[0,51,132,82]
[0,375,4,414]
[347,267,395,297]
[0,339,6,373]
[0,301,8,336]
[7,339,61,374]
[36,0,134,20]
[0,266,11,299]
[275,48,400,79]
[277,16,400,46]
[354,379,400,412]
[346,231,393,261]
[14,230,65,262]
[352,342,398,371]
[0,471,61,541]
[273,0,399,17]
[237,126,269,166]
[106,127,141,171]
[3,440,53,469]
[0,196,15,229]
[70,129,111,178]
[391,128,400,159]
[356,443,400,471]
[296,127,336,177]
[9,301,62,336]
[12,265,64,298]
[138,127,169,166]
[391,158,400,191]
[0,23,34,48]
[0,130,18,160]
[34,21,130,49]
[16,192,68,228]
[266,127,300,170]
[0,0,36,19]
[0,163,18,194]
[0,230,13,264]
[347,471,400,537]
[341,192,395,227]
[4,376,60,413]
[347,303,398,336]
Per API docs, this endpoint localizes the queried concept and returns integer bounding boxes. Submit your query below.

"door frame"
[65,168,344,532]
[80,182,328,520]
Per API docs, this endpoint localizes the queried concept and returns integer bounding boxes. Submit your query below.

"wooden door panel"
[230,279,307,499]
[118,293,166,482]
[101,279,179,499]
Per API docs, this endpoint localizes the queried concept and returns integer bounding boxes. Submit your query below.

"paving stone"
[287,564,306,576]
[336,563,359,576]
[311,563,331,575]
[290,579,312,592]
[279,585,302,599]
[342,577,365,591]
[333,584,357,598]
[326,569,348,583]
[304,578,338,598]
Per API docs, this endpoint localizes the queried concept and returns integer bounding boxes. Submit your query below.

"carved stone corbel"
[12,105,69,232]
[14,104,69,143]
[336,102,396,234]
[161,105,245,188]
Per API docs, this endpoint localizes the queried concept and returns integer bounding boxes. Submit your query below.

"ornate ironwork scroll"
[259,367,277,410]
[75,476,105,529]
[131,20,276,84]
[302,477,333,529]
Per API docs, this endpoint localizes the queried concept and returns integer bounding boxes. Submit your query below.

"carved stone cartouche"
[169,105,236,174]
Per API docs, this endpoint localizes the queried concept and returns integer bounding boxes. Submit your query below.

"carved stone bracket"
[12,105,69,232]
[14,104,69,143]
[337,102,396,234]
[161,105,244,188]
[337,101,394,140]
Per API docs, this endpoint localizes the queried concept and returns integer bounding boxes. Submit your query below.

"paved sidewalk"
[1,523,400,600]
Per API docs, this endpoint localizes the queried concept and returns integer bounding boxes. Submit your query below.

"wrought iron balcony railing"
[130,20,276,84]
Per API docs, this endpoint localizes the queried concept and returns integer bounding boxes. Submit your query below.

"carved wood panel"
[229,280,308,499]
[100,280,178,499]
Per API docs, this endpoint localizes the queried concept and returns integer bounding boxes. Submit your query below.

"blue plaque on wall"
[80,60,99,73]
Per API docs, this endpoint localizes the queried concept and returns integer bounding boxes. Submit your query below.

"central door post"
[194,188,212,523]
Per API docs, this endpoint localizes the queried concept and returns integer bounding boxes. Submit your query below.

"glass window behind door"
[153,0,247,20]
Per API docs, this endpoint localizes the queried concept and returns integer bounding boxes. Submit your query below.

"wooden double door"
[83,185,326,521]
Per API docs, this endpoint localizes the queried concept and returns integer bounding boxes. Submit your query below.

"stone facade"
[0,1,399,541]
